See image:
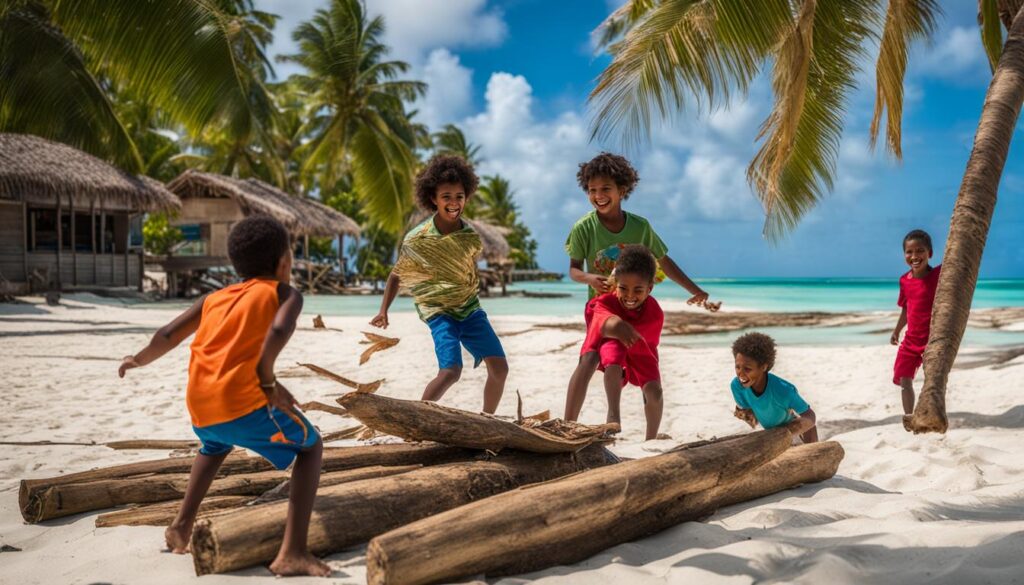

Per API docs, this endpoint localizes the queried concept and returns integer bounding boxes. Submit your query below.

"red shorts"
[893,343,923,384]
[594,339,661,389]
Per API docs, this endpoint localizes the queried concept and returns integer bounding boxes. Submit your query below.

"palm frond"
[350,113,414,234]
[593,0,661,51]
[754,0,875,239]
[870,0,941,157]
[588,0,794,149]
[978,0,1003,71]
[0,3,141,170]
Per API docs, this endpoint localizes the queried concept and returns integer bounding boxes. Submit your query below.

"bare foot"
[164,524,190,554]
[269,551,331,577]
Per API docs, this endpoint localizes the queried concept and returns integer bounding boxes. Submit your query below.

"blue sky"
[257,0,1024,278]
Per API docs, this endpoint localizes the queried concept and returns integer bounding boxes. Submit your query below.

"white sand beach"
[2,296,1024,584]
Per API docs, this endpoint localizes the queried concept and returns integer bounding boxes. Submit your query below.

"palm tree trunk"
[906,6,1024,433]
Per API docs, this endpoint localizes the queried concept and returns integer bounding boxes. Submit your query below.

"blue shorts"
[426,309,505,370]
[193,405,321,470]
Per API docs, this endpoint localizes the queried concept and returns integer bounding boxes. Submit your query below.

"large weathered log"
[364,429,795,585]
[21,443,475,522]
[95,496,253,528]
[337,392,608,453]
[94,465,422,527]
[190,445,619,575]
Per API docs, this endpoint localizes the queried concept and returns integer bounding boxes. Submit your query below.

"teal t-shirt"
[731,373,810,429]
[564,211,668,298]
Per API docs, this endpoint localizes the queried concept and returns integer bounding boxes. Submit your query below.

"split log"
[338,392,609,453]
[190,445,618,575]
[20,442,475,523]
[104,440,199,450]
[365,429,796,585]
[300,363,382,393]
[96,496,252,528]
[95,465,421,527]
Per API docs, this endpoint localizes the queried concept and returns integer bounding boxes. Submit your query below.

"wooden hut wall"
[173,197,245,259]
[0,200,26,284]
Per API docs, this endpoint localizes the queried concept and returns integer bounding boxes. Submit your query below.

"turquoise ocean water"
[118,278,1024,347]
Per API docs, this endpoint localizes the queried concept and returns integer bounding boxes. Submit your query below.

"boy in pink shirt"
[580,245,665,440]
[890,229,941,415]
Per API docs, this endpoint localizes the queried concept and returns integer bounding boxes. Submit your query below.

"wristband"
[259,378,277,389]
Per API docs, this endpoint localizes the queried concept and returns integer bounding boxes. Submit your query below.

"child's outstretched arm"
[569,258,609,294]
[118,296,206,377]
[786,407,817,436]
[891,307,908,345]
[256,284,304,412]
[658,255,718,310]
[600,316,642,348]
[370,272,401,329]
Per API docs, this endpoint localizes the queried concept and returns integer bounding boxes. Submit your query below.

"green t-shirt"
[397,216,482,321]
[565,211,668,298]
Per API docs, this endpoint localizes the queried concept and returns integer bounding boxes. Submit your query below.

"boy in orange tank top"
[118,216,329,577]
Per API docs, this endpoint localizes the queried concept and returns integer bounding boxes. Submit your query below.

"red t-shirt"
[897,264,941,352]
[582,292,664,386]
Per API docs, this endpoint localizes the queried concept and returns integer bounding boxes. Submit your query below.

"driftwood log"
[93,465,422,528]
[95,496,253,528]
[364,429,796,585]
[21,442,475,523]
[338,392,607,453]
[190,445,618,575]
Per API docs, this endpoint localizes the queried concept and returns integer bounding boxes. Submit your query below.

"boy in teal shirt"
[563,152,717,423]
[731,332,818,443]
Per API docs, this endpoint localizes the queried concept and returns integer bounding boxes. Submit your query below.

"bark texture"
[364,429,794,585]
[337,392,607,453]
[910,5,1024,433]
[20,442,474,522]
[190,445,618,575]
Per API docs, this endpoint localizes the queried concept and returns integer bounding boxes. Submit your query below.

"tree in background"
[0,0,270,173]
[280,0,425,234]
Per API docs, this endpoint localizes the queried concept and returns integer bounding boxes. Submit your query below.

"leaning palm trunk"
[907,6,1024,433]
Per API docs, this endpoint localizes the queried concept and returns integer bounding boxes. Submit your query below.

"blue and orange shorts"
[192,405,320,470]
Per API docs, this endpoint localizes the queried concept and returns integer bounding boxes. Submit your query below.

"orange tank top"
[186,279,279,427]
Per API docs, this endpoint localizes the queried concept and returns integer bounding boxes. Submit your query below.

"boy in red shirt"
[580,245,665,440]
[890,229,941,415]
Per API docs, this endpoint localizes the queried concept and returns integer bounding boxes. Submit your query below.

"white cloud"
[914,26,987,80]
[413,49,474,128]
[367,0,507,62]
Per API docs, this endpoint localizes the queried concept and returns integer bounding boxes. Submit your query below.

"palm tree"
[590,0,1024,433]
[280,0,426,234]
[476,175,519,226]
[432,124,483,166]
[0,0,272,173]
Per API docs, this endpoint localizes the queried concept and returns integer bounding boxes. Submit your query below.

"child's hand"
[890,330,900,345]
[687,291,709,306]
[118,355,140,378]
[369,312,389,329]
[612,320,642,348]
[586,274,609,294]
[264,380,297,413]
[734,406,757,428]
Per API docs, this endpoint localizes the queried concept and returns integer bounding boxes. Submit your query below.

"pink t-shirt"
[897,264,941,352]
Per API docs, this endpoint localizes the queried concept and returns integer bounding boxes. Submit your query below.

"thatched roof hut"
[166,170,359,237]
[407,209,510,265]
[0,133,179,212]
[0,133,180,294]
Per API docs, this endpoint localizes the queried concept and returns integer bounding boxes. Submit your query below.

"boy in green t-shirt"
[563,152,718,424]
[371,155,507,414]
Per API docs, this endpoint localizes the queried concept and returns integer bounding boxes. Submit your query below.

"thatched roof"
[408,210,510,264]
[0,133,180,212]
[166,169,360,237]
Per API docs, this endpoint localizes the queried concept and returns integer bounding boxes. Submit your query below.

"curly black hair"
[614,245,657,283]
[577,152,639,198]
[414,154,479,211]
[903,229,932,253]
[227,215,290,279]
[732,332,777,371]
